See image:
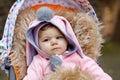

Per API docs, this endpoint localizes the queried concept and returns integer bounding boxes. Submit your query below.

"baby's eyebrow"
[40,36,49,39]
[39,34,49,38]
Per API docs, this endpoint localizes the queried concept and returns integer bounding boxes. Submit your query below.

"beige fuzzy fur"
[10,8,36,80]
[44,67,95,80]
[10,8,103,80]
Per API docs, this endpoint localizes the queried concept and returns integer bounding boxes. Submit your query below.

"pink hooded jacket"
[23,7,112,80]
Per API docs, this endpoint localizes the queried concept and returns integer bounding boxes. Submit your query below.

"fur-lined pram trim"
[10,7,103,80]
[44,66,95,80]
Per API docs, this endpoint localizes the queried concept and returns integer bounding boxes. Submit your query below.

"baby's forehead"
[39,24,63,33]
[39,26,63,37]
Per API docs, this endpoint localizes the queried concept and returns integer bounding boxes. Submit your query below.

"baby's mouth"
[52,47,60,50]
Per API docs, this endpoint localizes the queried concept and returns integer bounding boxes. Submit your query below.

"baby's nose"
[51,39,58,46]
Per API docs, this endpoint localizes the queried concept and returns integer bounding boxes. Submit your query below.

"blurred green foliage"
[100,41,120,80]
[0,69,8,80]
[102,40,120,54]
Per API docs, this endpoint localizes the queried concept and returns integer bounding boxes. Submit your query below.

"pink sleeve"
[23,56,43,80]
[80,56,112,80]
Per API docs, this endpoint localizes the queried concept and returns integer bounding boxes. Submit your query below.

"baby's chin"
[48,51,65,55]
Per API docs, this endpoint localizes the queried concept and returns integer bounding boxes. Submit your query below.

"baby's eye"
[56,36,64,39]
[43,39,49,42]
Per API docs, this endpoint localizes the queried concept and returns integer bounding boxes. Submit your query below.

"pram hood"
[0,0,98,66]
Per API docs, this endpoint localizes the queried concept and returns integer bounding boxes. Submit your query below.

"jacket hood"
[26,7,84,66]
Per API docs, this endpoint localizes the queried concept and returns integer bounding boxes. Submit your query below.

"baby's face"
[38,27,67,55]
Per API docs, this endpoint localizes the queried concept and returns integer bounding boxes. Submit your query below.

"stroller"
[0,0,103,80]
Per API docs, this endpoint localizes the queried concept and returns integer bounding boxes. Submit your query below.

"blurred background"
[0,0,120,80]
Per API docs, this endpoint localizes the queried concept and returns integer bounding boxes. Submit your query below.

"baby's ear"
[36,7,54,21]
